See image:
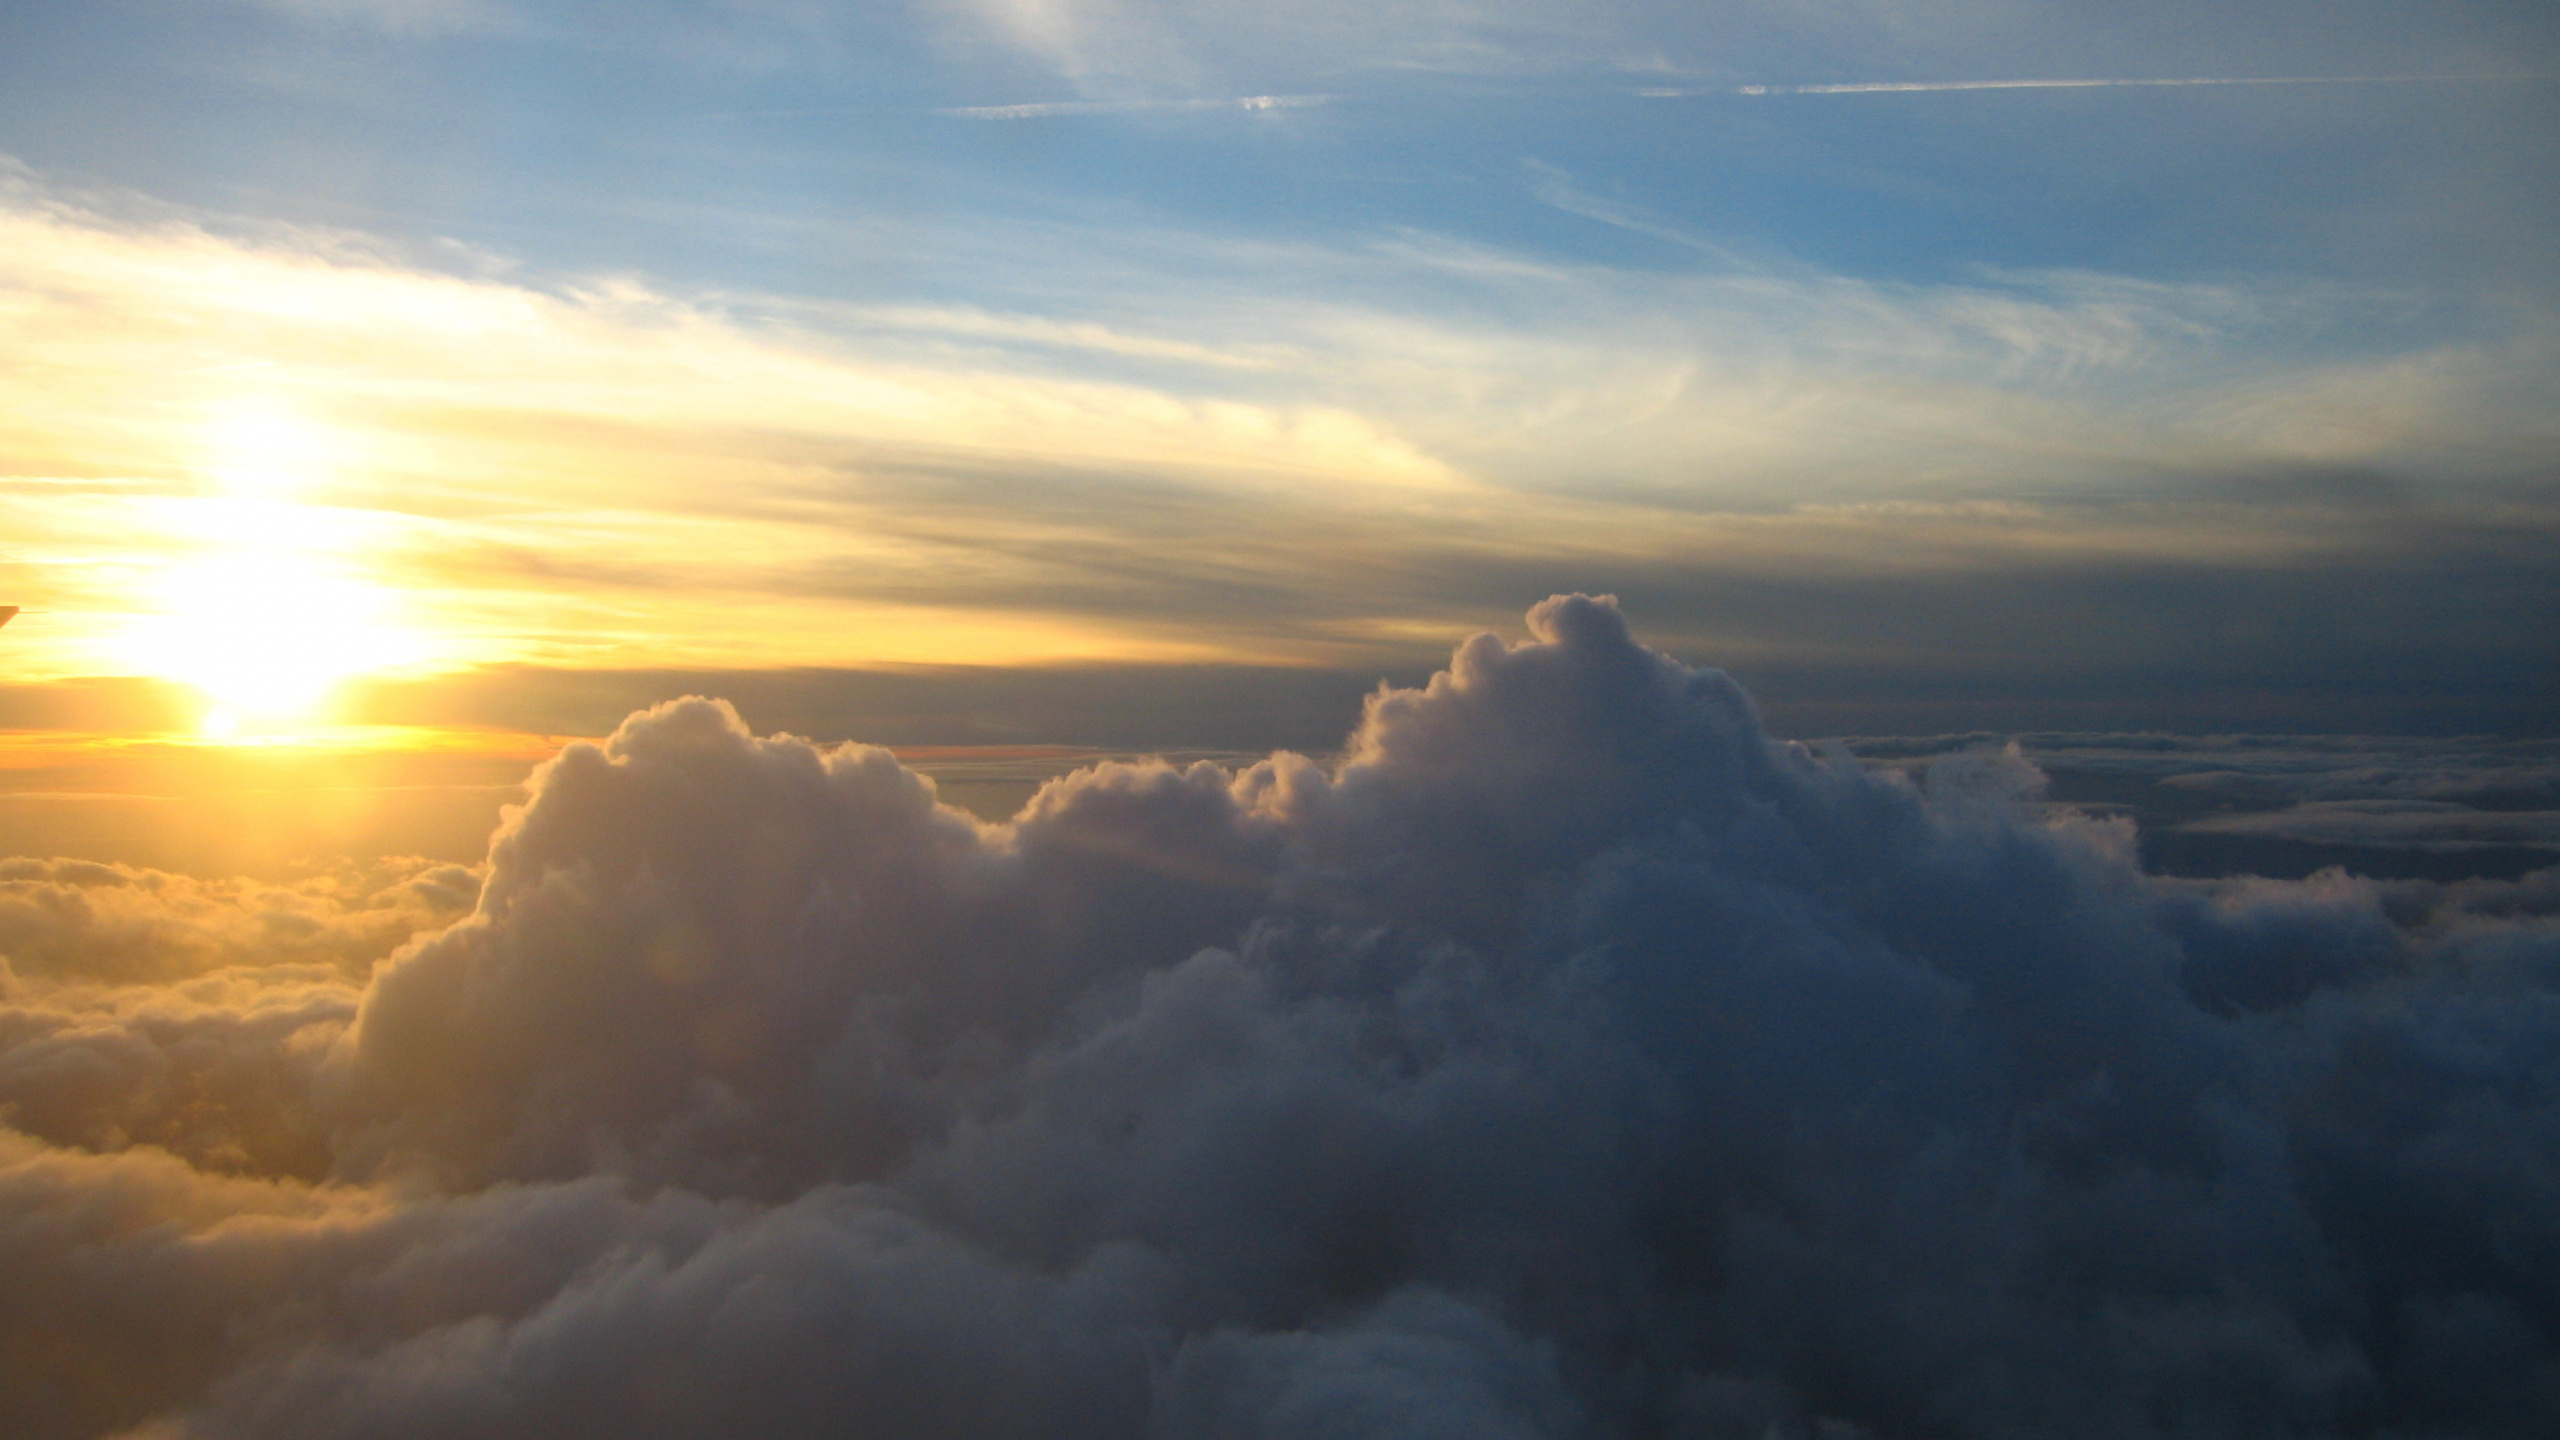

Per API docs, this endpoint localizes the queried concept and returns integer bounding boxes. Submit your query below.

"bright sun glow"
[204,396,331,498]
[112,395,427,734]
[121,544,425,732]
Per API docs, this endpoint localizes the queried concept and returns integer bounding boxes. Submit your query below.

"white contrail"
[1637,74,2543,98]
[943,94,1332,120]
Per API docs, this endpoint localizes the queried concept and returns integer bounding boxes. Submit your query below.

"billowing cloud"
[0,857,471,1180]
[4,599,2559,1436]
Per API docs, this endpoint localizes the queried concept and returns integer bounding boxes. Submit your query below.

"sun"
[109,398,428,734]
[119,534,425,733]
[150,554,402,724]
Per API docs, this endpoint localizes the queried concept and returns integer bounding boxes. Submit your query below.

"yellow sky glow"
[1,174,2537,728]
[97,393,431,732]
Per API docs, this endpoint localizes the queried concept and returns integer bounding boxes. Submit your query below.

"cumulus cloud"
[5,597,2560,1436]
[0,858,471,1178]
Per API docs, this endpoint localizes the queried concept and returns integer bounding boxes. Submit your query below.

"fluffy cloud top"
[5,597,2560,1437]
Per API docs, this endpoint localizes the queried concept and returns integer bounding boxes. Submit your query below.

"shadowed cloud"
[1,600,2556,1436]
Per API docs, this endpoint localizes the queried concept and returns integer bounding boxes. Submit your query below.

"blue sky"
[7,0,2548,296]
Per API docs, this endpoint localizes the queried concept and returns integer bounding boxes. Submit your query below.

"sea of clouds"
[4,596,2558,1438]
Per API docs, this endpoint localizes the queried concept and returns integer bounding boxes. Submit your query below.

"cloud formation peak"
[5,598,2560,1436]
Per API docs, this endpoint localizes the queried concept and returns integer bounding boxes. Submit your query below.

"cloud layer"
[6,161,2556,714]
[3,598,2558,1436]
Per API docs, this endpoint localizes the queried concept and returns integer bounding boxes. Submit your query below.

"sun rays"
[98,398,427,736]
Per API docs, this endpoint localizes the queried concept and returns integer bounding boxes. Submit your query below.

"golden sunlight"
[123,550,422,733]
[203,395,332,499]
[111,492,427,735]
[81,397,428,734]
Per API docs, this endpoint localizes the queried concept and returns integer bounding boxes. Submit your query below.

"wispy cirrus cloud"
[235,0,517,36]
[930,0,2555,97]
[0,163,2551,720]
[1637,73,2547,98]
[1517,159,1734,258]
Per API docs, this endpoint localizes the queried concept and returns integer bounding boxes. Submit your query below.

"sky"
[5,6,2560,1436]
[1,0,2555,760]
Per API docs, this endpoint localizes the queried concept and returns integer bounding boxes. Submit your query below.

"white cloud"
[941,93,1333,118]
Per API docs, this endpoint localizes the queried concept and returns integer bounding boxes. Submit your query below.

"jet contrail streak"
[943,95,1332,119]
[1637,74,2544,98]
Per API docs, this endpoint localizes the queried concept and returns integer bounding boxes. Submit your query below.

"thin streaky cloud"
[942,94,1333,120]
[1637,74,2547,98]
[1520,159,1736,261]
